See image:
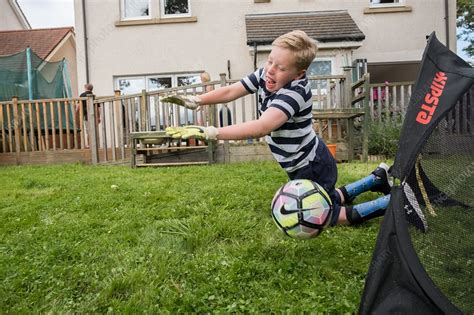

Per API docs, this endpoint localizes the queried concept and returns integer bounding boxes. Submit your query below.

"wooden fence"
[0,97,92,165]
[0,71,421,166]
[368,81,414,122]
[348,74,415,160]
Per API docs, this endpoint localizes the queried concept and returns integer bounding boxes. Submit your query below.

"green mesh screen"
[0,48,71,101]
[1,48,74,134]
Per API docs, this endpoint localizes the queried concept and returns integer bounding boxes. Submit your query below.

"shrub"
[368,119,403,157]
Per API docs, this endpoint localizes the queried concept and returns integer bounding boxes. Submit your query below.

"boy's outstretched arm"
[165,107,288,141]
[161,82,249,109]
[199,82,249,105]
[217,107,288,140]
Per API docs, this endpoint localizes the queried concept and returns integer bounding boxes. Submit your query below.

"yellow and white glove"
[165,125,218,140]
[160,95,201,110]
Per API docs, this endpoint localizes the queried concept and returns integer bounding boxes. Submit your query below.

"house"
[0,0,30,30]
[0,27,79,97]
[73,0,457,98]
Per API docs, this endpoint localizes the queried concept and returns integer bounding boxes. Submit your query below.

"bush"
[368,120,402,157]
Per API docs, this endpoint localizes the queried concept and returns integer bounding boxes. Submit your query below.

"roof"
[245,10,365,45]
[0,27,74,59]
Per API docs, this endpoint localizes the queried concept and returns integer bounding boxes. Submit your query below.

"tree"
[457,0,473,59]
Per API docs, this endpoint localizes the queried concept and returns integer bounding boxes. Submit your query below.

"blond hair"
[272,30,317,71]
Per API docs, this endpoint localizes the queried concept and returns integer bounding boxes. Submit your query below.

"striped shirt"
[240,68,319,173]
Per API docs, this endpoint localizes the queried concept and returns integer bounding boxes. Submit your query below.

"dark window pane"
[177,75,199,86]
[148,77,172,90]
[164,0,189,15]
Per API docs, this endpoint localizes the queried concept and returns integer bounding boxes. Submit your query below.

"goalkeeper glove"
[165,125,218,140]
[160,95,201,110]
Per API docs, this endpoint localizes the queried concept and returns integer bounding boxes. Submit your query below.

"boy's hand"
[160,95,201,110]
[165,125,218,140]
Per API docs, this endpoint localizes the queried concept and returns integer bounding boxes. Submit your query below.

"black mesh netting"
[359,33,473,315]
[403,85,473,313]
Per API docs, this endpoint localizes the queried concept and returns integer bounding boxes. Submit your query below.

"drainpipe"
[253,42,258,71]
[82,0,90,82]
[253,42,259,119]
[444,0,450,49]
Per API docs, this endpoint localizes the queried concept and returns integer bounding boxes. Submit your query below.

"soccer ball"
[271,179,333,239]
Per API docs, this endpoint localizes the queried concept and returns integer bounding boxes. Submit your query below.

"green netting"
[0,48,71,101]
[1,48,75,133]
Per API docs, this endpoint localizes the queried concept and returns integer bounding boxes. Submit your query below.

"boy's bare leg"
[337,205,350,225]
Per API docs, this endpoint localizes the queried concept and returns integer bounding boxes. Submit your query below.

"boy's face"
[264,46,306,93]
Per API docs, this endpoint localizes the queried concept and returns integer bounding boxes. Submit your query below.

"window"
[115,73,200,129]
[370,0,403,6]
[307,59,332,91]
[177,75,200,86]
[307,59,334,109]
[121,0,150,20]
[118,77,146,94]
[148,77,172,91]
[117,73,200,94]
[161,0,191,18]
[116,0,197,26]
[365,0,411,14]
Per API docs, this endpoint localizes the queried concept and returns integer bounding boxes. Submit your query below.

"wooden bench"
[130,131,214,167]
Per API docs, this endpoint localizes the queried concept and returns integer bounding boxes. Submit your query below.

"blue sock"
[346,195,391,225]
[340,174,384,202]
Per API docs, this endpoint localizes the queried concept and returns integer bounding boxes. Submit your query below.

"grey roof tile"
[245,10,365,45]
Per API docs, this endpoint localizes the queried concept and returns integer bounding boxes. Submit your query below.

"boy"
[165,30,391,226]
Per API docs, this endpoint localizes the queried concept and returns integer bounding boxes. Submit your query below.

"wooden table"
[130,131,214,167]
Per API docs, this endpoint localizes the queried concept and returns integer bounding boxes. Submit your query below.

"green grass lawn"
[1,161,384,313]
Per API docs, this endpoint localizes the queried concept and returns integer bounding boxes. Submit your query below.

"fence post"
[343,66,353,108]
[87,95,99,164]
[114,90,125,160]
[140,89,147,131]
[220,73,230,164]
[362,73,371,162]
[12,96,21,164]
[220,73,230,129]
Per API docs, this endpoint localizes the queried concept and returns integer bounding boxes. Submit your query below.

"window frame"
[369,0,404,8]
[120,0,152,21]
[307,58,336,110]
[147,75,174,91]
[160,0,192,19]
[115,73,201,94]
[307,57,334,92]
[116,76,146,94]
[176,74,201,87]
[115,72,201,128]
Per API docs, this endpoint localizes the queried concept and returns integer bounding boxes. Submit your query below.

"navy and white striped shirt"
[240,68,319,173]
